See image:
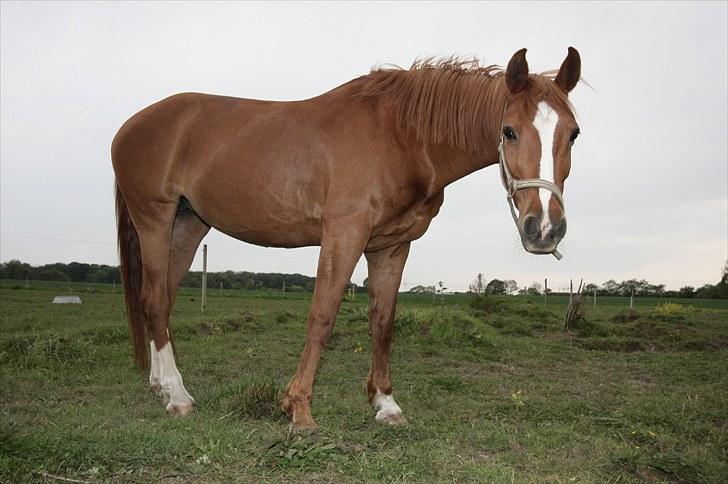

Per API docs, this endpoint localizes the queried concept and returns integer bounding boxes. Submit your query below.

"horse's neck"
[426,143,500,190]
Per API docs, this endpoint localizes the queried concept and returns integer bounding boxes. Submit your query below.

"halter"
[498,134,565,260]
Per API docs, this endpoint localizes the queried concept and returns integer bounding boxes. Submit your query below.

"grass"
[0,284,726,483]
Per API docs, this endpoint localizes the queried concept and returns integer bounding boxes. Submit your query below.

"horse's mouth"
[521,238,563,259]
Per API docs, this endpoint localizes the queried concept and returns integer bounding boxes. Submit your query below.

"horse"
[112,47,582,429]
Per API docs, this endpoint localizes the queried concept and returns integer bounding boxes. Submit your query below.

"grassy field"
[1,283,726,483]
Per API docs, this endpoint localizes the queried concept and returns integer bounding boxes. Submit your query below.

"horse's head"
[499,47,581,258]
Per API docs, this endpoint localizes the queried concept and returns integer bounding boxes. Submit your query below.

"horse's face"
[500,47,581,256]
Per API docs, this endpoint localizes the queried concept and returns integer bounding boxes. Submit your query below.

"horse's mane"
[355,57,572,153]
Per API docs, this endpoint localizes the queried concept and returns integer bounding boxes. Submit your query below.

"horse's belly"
[215,224,321,248]
[185,189,323,248]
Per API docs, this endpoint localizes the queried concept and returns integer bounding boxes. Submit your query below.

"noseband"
[498,135,565,260]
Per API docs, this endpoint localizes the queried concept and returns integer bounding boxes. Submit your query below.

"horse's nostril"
[522,215,540,239]
[550,219,567,240]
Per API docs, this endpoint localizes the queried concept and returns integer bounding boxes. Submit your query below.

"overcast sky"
[1,1,726,292]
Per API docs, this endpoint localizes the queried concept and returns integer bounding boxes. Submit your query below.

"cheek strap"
[498,136,565,260]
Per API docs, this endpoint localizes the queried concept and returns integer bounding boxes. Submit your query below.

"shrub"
[654,303,692,316]
[225,379,285,421]
[469,295,502,313]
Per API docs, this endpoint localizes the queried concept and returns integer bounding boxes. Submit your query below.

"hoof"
[290,413,318,431]
[289,421,319,435]
[282,393,317,430]
[166,401,194,417]
[376,411,408,426]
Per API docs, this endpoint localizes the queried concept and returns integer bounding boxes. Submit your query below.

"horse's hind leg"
[365,242,410,425]
[148,203,210,400]
[167,201,210,310]
[135,203,196,416]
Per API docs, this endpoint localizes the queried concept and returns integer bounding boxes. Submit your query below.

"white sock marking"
[373,389,402,421]
[533,101,559,236]
[154,342,194,410]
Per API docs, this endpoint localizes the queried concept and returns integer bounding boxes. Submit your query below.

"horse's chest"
[368,191,444,251]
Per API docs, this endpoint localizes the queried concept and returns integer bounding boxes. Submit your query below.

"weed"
[469,294,502,313]
[654,302,692,316]
[275,310,295,324]
[262,432,343,471]
[570,318,609,337]
[80,326,128,345]
[612,309,641,323]
[343,306,368,324]
[224,379,285,421]
[0,336,35,364]
[394,309,433,337]
[429,375,465,393]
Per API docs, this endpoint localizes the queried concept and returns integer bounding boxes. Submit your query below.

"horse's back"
[110,86,426,248]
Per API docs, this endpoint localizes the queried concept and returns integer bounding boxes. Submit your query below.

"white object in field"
[52,296,82,304]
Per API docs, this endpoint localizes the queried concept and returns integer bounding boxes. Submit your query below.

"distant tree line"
[181,270,316,292]
[0,260,317,292]
[0,260,120,284]
[455,267,727,300]
[2,259,726,299]
[581,277,727,299]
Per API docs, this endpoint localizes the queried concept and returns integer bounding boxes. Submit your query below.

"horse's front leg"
[282,217,370,429]
[364,242,410,425]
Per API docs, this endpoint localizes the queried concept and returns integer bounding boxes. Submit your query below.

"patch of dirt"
[472,450,494,462]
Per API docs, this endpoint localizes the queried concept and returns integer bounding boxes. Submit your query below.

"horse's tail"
[116,184,148,369]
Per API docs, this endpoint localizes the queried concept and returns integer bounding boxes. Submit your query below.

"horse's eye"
[570,128,580,143]
[503,127,517,141]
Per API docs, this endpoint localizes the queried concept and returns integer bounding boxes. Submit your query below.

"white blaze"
[372,389,403,422]
[533,101,559,235]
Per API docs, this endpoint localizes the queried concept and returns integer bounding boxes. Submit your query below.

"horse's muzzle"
[520,214,567,255]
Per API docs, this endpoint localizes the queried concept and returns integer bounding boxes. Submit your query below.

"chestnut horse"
[112,48,581,428]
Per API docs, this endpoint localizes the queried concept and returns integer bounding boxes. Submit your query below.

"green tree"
[486,279,506,295]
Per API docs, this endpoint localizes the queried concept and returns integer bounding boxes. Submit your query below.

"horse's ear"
[505,48,529,93]
[555,47,581,93]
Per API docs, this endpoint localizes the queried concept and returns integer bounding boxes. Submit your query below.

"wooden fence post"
[201,244,207,313]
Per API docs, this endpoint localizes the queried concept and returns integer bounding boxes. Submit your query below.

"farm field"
[1,283,726,483]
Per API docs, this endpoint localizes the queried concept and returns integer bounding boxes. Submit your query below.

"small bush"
[275,311,295,324]
[29,335,85,366]
[571,319,609,338]
[343,307,368,324]
[654,303,692,316]
[469,295,502,313]
[395,310,433,337]
[225,379,285,421]
[612,309,641,323]
[80,326,128,346]
[0,336,35,364]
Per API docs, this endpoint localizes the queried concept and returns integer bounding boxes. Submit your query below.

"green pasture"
[1,283,726,483]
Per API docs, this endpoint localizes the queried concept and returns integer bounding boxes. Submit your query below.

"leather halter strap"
[498,135,564,260]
